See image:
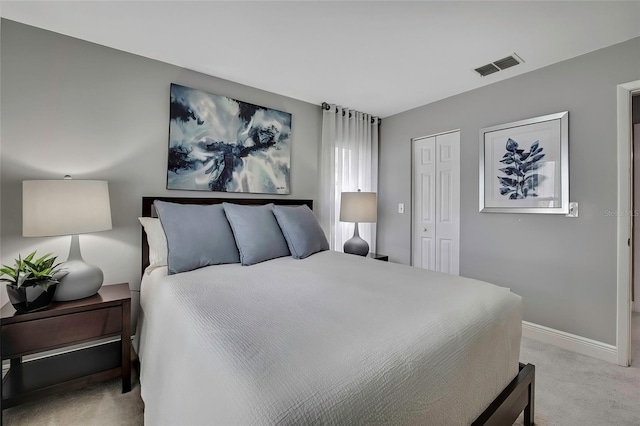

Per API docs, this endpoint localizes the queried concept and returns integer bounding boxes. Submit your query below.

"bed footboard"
[472,363,535,426]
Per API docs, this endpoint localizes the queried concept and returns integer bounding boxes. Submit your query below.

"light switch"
[398,203,405,214]
[566,202,579,218]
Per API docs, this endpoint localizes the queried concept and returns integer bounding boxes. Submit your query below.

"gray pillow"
[154,201,240,274]
[222,203,290,265]
[272,205,329,259]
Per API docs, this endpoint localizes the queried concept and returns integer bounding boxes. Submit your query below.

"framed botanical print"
[479,111,569,214]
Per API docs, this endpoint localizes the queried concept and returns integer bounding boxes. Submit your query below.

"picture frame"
[167,83,292,194]
[479,111,569,214]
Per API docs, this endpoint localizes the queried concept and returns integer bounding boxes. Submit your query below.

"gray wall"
[378,37,640,345]
[0,21,322,318]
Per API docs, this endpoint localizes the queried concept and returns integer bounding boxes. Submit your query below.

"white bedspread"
[137,251,521,425]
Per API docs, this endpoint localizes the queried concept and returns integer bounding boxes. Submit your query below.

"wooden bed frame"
[140,196,535,426]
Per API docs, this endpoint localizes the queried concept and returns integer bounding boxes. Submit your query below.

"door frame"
[617,79,640,366]
[410,129,461,269]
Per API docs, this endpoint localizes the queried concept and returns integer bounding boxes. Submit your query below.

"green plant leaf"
[43,258,55,270]
[1,251,62,287]
[34,252,53,264]
[24,251,36,262]
[23,259,37,270]
[0,266,18,279]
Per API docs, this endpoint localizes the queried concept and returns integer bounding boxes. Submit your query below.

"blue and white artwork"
[481,111,568,213]
[167,84,291,194]
[497,139,545,199]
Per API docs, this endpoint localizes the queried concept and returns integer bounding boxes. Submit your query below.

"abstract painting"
[479,111,569,214]
[167,84,291,194]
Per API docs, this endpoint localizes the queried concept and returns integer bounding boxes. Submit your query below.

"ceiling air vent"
[474,53,523,77]
[474,63,500,77]
[494,55,520,70]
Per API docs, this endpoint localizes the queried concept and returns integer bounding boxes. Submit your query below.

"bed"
[136,196,535,425]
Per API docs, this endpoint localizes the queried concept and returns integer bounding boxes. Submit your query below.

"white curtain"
[319,104,379,252]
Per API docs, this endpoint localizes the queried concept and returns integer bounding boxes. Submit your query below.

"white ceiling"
[2,1,639,117]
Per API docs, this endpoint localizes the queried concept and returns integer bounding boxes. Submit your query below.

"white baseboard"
[522,321,618,364]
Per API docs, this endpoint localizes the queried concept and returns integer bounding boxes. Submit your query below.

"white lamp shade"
[23,180,112,237]
[340,192,377,223]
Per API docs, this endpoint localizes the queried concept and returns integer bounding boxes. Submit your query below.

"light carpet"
[4,331,640,425]
[2,370,144,426]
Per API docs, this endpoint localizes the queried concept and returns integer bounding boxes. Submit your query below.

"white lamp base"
[343,222,369,256]
[53,235,104,301]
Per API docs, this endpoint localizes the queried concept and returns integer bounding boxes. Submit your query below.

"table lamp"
[22,178,112,301]
[340,190,377,256]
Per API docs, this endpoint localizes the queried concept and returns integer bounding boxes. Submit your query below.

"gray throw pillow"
[272,205,329,259]
[222,203,290,265]
[154,201,240,274]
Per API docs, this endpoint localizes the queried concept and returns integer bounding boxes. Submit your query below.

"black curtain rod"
[321,102,381,124]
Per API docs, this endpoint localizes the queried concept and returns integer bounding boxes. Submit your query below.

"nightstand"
[1,283,132,411]
[368,253,389,261]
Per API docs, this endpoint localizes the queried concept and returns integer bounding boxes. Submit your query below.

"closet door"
[412,136,437,271]
[412,131,460,275]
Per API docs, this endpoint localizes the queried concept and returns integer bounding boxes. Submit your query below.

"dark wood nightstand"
[1,283,132,411]
[368,253,389,261]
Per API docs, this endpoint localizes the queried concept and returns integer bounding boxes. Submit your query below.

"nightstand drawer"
[1,306,122,358]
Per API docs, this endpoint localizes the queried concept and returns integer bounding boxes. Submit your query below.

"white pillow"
[139,217,168,274]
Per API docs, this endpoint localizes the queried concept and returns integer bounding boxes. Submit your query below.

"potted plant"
[0,251,64,313]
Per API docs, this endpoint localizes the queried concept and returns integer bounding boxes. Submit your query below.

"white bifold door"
[412,131,460,275]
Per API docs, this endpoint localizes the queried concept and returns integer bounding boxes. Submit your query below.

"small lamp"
[23,178,112,301]
[340,190,377,256]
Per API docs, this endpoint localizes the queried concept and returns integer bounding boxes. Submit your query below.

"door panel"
[438,170,452,223]
[413,137,436,269]
[435,131,460,275]
[421,174,433,223]
[421,237,435,271]
[438,239,452,274]
[412,131,460,275]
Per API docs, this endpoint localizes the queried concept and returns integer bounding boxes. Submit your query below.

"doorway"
[632,94,640,365]
[411,130,460,274]
[617,80,640,366]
